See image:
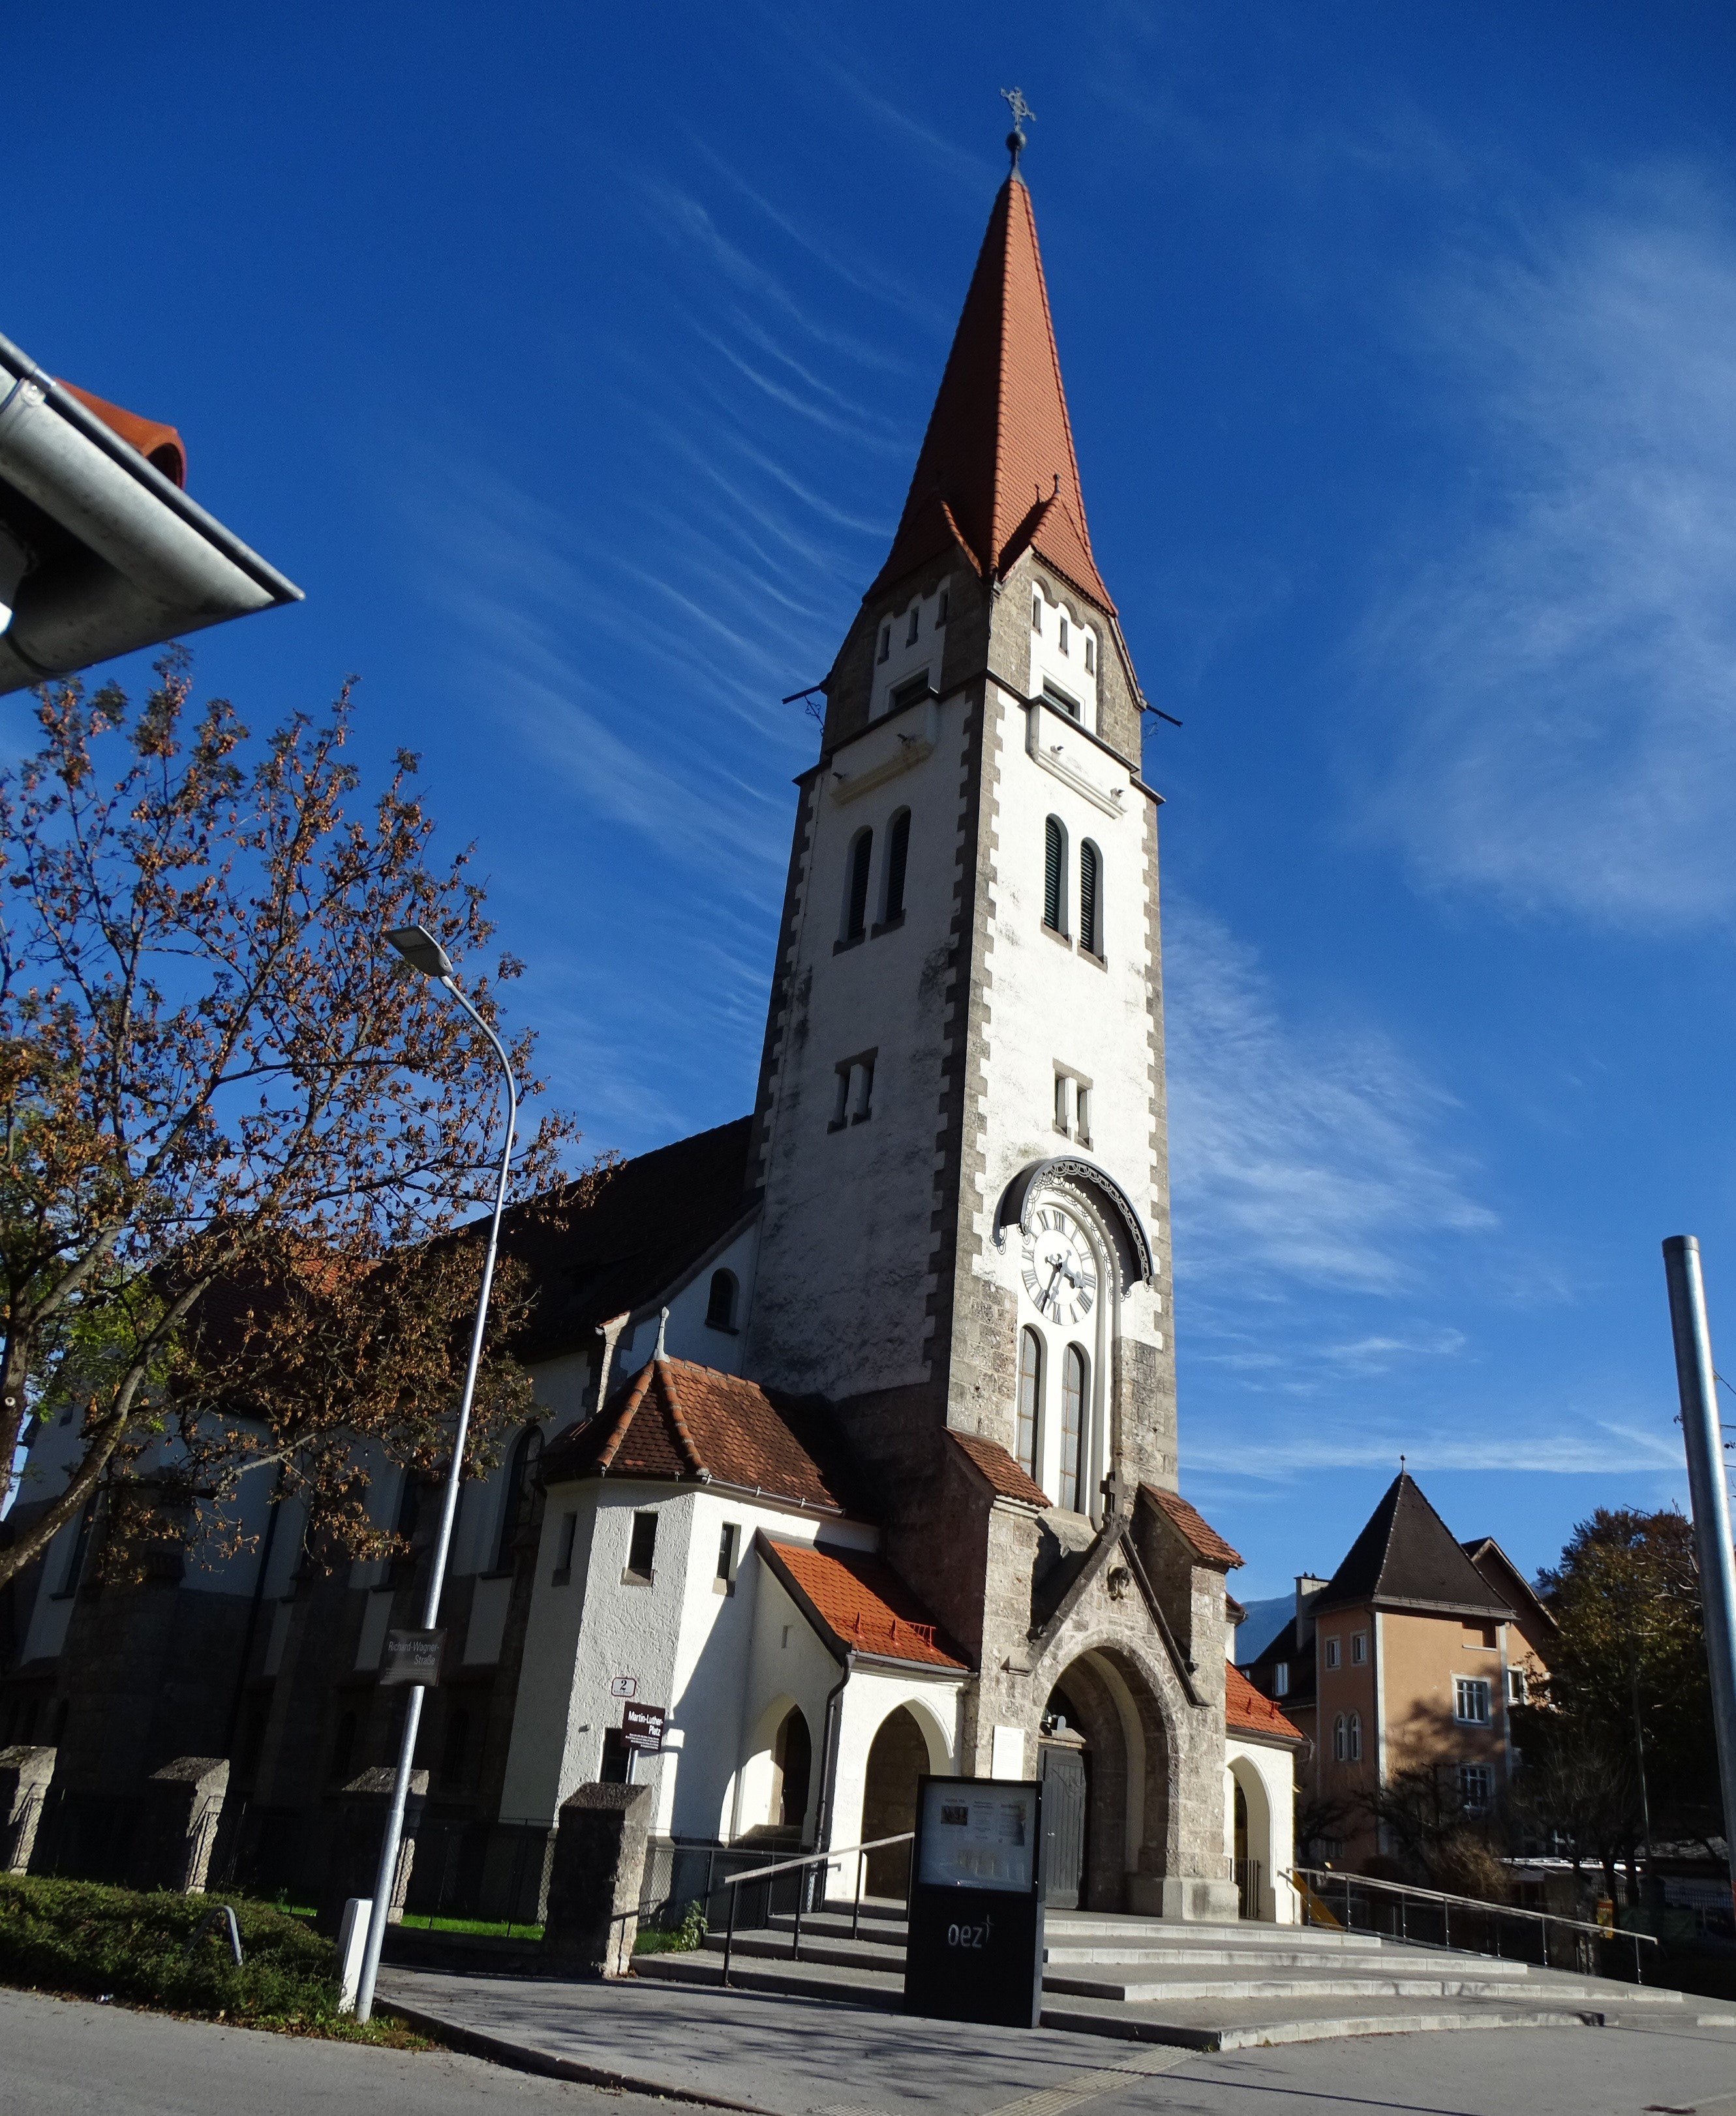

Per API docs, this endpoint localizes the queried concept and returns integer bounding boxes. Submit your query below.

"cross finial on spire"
[1001,85,1035,172]
[1399,1453,1407,1475]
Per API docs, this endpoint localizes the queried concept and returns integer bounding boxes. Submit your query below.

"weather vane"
[1001,86,1035,172]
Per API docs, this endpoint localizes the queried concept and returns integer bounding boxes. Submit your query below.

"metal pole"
[354,978,517,2025]
[1662,1237,1736,1931]
[723,1883,739,1987]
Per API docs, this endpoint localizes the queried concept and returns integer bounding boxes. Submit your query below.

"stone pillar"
[134,1757,230,1894]
[541,1782,654,1978]
[319,1768,427,1933]
[0,1746,55,1875]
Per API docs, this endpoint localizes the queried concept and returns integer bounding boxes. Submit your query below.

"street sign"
[380,1628,444,1687]
[622,1701,667,1751]
[609,1675,637,1699]
[904,1776,1044,2029]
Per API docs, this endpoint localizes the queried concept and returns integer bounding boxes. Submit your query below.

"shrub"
[0,1877,418,2041]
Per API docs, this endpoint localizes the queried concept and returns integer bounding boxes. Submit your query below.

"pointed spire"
[869,175,1114,614]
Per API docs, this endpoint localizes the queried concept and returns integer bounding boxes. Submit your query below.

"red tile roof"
[1226,1661,1304,1745]
[61,381,186,488]
[869,176,1113,614]
[759,1534,969,1671]
[947,1430,1048,1507]
[540,1355,863,1517]
[1142,1485,1243,1571]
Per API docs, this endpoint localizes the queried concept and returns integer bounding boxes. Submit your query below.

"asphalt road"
[8,1982,1736,2116]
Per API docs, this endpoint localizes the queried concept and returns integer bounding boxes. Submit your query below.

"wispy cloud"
[1187,1415,1681,1482]
[1165,899,1493,1298]
[1356,172,1736,928]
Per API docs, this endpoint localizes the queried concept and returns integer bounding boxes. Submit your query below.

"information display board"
[904,1776,1044,2029]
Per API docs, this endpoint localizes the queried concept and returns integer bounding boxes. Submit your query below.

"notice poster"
[915,1780,1039,1893]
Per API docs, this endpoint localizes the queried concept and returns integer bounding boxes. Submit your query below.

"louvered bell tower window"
[1043,816,1066,933]
[1079,840,1101,956]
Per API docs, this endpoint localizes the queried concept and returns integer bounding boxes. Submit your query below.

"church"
[4,162,1298,1926]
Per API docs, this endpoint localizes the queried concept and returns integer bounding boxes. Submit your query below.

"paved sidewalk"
[381,1963,1736,2116]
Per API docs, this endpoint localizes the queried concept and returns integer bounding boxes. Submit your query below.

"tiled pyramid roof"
[541,1356,863,1517]
[947,1430,1049,1507]
[868,175,1113,614]
[1225,1661,1304,1746]
[1142,1485,1243,1571]
[759,1533,969,1671]
[1318,1473,1514,1618]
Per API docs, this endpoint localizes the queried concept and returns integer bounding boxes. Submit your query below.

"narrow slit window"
[1031,592,1043,632]
[906,606,920,646]
[1078,840,1101,956]
[1333,1713,1346,1762]
[1059,1344,1087,1511]
[1084,634,1096,673]
[877,625,891,664]
[1058,614,1069,654]
[1016,1327,1042,1480]
[844,828,873,942]
[716,1521,740,1588]
[1348,1712,1362,1762]
[625,1510,657,1583]
[883,809,910,923]
[937,589,949,626]
[1043,817,1066,934]
[1074,1083,1091,1145]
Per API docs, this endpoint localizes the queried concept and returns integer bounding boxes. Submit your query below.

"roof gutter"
[0,328,302,695]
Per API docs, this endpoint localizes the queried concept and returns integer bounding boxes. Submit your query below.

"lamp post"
[352,925,519,2025]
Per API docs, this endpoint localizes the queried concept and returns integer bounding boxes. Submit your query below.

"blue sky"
[11,3,1736,1598]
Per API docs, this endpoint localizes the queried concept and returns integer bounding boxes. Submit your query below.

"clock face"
[1021,1205,1097,1326]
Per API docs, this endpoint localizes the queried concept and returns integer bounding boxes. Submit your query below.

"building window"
[877,624,891,663]
[937,588,949,626]
[1074,1083,1091,1146]
[881,808,910,924]
[1455,1678,1492,1725]
[1084,634,1096,674]
[890,672,931,714]
[1044,816,1067,933]
[1333,1713,1346,1762]
[495,1426,542,1574]
[1043,678,1082,721]
[716,1521,740,1592]
[1459,1762,1494,1813]
[624,1510,657,1585]
[1078,839,1101,956]
[1324,1636,1341,1670]
[1272,1661,1289,1697]
[1016,1327,1042,1481]
[1058,615,1070,654]
[1031,592,1043,632]
[705,1269,738,1331]
[906,606,920,646]
[55,1496,97,1598]
[831,1053,874,1130]
[1506,1667,1529,1705]
[1059,1344,1088,1513]
[1347,1711,1362,1762]
[842,828,873,944]
[553,1510,578,1584]
[1351,1631,1367,1665]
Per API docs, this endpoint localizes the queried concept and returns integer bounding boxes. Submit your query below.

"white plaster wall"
[613,1220,761,1383]
[746,692,969,1400]
[973,680,1170,1497]
[500,1476,877,1836]
[1225,1736,1297,1924]
[735,1564,851,1843]
[1028,574,1101,732]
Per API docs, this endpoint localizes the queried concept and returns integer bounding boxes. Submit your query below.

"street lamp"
[352,925,519,2024]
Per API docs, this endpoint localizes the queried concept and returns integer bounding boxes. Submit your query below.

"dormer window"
[1058,615,1069,654]
[906,607,920,646]
[877,625,891,664]
[1031,592,1043,632]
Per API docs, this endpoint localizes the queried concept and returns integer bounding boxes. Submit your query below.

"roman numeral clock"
[1020,1205,1097,1327]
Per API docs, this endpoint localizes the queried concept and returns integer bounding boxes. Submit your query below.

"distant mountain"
[1232,1594,1294,1665]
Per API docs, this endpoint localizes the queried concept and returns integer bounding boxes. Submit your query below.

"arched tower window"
[1016,1327,1043,1480]
[1043,817,1067,934]
[1348,1712,1362,1762]
[1078,839,1101,958]
[705,1269,738,1331]
[843,828,873,944]
[495,1425,543,1573]
[1059,1344,1088,1512]
[882,808,910,924]
[1333,1713,1347,1762]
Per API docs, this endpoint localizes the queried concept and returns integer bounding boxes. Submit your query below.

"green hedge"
[0,1877,419,2041]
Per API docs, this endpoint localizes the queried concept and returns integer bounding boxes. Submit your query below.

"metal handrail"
[719,1831,914,1986]
[1284,1865,1659,1986]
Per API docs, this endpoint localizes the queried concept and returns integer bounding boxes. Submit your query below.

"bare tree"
[0,654,592,1590]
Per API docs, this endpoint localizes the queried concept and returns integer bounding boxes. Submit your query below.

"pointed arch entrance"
[1038,1644,1174,1912]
